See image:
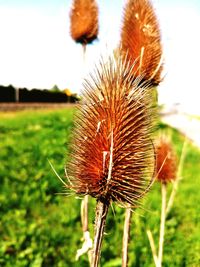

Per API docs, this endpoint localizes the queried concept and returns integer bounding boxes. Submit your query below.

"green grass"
[0,108,199,267]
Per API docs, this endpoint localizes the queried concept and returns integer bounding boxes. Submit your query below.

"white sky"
[0,0,200,114]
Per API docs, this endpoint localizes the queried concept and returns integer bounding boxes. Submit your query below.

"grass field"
[0,107,199,267]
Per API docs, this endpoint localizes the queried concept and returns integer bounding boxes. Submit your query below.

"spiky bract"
[67,55,155,207]
[121,0,163,85]
[70,0,98,45]
[156,136,177,183]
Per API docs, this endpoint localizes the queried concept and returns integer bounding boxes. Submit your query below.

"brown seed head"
[120,0,163,85]
[155,136,177,183]
[70,0,99,45]
[67,54,156,207]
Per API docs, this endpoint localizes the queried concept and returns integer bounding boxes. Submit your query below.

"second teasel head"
[70,0,99,45]
[120,0,163,86]
[155,135,177,184]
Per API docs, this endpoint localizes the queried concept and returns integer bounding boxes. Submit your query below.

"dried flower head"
[70,0,99,45]
[67,54,156,207]
[120,0,163,85]
[156,135,177,183]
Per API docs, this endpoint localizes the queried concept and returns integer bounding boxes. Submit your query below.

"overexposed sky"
[0,0,200,114]
[0,0,124,91]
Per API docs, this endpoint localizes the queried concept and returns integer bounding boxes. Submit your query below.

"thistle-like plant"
[120,0,163,85]
[70,1,99,259]
[66,53,156,266]
[70,0,99,54]
[156,135,177,267]
[156,135,177,183]
[120,0,163,265]
[147,134,177,267]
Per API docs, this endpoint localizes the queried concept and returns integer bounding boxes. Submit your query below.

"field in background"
[0,103,76,112]
[0,108,199,267]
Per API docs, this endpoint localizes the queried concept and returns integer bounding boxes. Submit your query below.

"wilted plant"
[156,135,177,267]
[70,0,99,54]
[66,53,156,266]
[166,136,187,215]
[70,1,99,259]
[147,134,178,267]
[119,0,163,265]
[120,0,163,85]
[156,135,177,183]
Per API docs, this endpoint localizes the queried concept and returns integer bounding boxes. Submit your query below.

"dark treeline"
[0,85,78,103]
[0,85,15,102]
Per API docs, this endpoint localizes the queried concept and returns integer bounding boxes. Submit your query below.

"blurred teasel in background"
[70,0,99,50]
[119,0,163,265]
[156,135,177,184]
[70,1,99,261]
[147,134,178,267]
[120,0,163,86]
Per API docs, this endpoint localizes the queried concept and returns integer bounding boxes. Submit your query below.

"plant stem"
[122,207,132,267]
[91,128,113,266]
[81,195,89,232]
[147,229,159,267]
[76,41,92,264]
[158,183,167,267]
[81,195,93,265]
[82,43,86,63]
[76,195,93,263]
[166,138,187,215]
[91,199,109,267]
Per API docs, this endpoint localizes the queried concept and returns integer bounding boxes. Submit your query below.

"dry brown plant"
[70,0,99,47]
[70,1,99,261]
[156,135,177,183]
[120,1,163,264]
[147,135,178,267]
[120,0,163,85]
[66,54,156,266]
[156,135,177,267]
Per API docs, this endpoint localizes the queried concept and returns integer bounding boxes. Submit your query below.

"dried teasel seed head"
[70,0,99,45]
[120,0,163,85]
[67,53,156,208]
[155,135,177,183]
